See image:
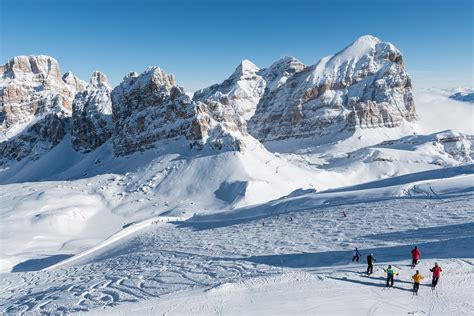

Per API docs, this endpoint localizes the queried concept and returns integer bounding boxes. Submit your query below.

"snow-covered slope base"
[0,164,473,315]
[0,136,326,273]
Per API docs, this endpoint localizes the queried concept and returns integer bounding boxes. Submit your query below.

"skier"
[352,247,361,262]
[384,265,399,287]
[429,262,443,288]
[412,270,424,295]
[411,246,421,267]
[367,253,375,275]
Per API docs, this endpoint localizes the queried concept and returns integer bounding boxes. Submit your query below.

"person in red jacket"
[430,262,443,288]
[411,246,421,267]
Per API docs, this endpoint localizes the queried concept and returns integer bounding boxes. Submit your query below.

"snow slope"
[0,136,329,273]
[0,164,473,314]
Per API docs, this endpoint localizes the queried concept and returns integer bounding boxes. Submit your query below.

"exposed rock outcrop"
[0,112,68,165]
[71,71,113,152]
[0,55,85,132]
[248,35,417,142]
[259,56,306,92]
[193,60,265,120]
[112,67,245,156]
[0,55,87,164]
[193,57,306,121]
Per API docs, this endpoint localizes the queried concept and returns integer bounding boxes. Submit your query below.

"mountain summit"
[248,35,416,143]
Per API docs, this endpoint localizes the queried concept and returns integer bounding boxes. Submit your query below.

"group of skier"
[352,246,443,295]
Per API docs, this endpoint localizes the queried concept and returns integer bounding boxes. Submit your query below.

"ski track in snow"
[1,192,473,315]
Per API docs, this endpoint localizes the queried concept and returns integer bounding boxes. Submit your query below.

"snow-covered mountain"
[0,35,418,165]
[249,35,416,143]
[193,56,306,121]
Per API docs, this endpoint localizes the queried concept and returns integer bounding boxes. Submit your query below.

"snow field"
[1,172,473,314]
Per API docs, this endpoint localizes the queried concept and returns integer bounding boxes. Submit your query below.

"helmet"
[388,265,392,268]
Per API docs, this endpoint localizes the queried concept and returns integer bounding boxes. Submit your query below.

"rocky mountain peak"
[249,35,416,143]
[1,55,62,81]
[121,67,176,92]
[259,56,306,91]
[71,71,113,152]
[231,59,260,78]
[193,60,265,121]
[112,66,247,156]
[62,72,87,92]
[89,71,111,90]
[0,55,86,134]
[193,56,307,122]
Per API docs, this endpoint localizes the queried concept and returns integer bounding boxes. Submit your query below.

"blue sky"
[1,0,472,91]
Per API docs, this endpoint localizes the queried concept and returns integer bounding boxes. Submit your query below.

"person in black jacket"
[352,247,361,262]
[367,253,376,275]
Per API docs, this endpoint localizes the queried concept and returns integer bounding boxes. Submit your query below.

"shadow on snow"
[12,254,74,272]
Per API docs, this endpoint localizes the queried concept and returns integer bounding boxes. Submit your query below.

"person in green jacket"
[384,265,399,287]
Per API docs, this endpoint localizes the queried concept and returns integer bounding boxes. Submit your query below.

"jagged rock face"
[0,55,85,132]
[111,67,194,156]
[259,56,306,92]
[62,72,87,92]
[193,60,265,121]
[71,71,113,152]
[193,57,306,121]
[433,131,473,163]
[0,113,67,165]
[248,35,417,142]
[112,67,245,156]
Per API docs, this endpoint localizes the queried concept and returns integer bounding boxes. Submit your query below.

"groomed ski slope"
[102,260,474,316]
[1,165,473,315]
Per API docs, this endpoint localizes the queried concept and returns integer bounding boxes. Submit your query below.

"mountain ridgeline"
[0,35,417,164]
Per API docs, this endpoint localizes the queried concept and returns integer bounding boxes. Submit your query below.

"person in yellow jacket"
[412,270,424,295]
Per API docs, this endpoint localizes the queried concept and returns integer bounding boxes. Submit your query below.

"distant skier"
[384,265,399,287]
[352,247,361,262]
[411,246,421,267]
[412,270,424,295]
[367,253,376,275]
[429,262,443,288]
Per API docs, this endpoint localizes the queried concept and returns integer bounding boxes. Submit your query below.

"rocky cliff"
[111,67,245,156]
[71,71,113,152]
[248,35,416,142]
[0,55,87,164]
[0,55,85,132]
[0,113,67,164]
[193,57,306,121]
